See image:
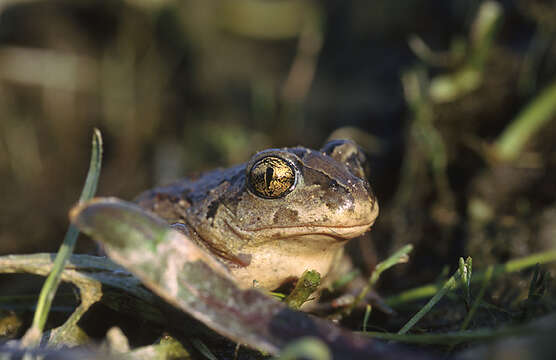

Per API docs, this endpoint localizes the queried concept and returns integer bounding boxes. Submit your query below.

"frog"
[135,139,379,291]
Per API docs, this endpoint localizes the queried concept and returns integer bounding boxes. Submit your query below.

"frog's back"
[135,165,243,223]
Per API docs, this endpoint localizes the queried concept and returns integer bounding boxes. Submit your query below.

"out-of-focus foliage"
[0,0,548,256]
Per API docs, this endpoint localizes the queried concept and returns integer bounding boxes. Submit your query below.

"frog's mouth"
[229,220,377,243]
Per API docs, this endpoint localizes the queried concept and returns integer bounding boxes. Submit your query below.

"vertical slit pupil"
[265,167,274,189]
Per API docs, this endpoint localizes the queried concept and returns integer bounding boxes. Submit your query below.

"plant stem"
[344,244,413,316]
[460,265,493,331]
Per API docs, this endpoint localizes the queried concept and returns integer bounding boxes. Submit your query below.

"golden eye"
[248,156,296,198]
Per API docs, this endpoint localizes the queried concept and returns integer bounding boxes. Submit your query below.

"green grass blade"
[494,80,556,161]
[28,129,103,340]
[364,322,534,345]
[362,304,372,332]
[397,266,461,335]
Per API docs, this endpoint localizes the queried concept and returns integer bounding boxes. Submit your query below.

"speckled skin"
[136,140,379,290]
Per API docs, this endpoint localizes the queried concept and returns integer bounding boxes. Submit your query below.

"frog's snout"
[348,179,379,233]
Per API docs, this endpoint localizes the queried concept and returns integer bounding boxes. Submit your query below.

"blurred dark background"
[1,0,555,297]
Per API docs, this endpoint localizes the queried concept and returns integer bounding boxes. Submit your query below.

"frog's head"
[235,139,379,241]
[183,140,379,289]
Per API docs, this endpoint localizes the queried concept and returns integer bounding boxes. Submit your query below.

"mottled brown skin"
[136,140,379,290]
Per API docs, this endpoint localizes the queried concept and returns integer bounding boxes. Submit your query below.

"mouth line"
[219,218,376,246]
[274,233,348,242]
[242,222,375,233]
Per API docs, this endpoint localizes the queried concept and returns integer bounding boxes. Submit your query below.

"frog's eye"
[248,156,296,198]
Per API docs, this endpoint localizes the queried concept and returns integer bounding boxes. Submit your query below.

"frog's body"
[136,140,378,290]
